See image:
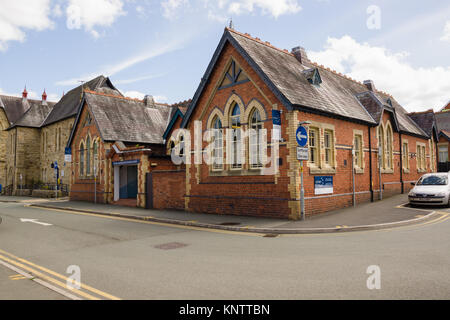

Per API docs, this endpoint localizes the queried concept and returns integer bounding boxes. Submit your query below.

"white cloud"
[226,0,301,18]
[114,73,167,85]
[309,36,450,112]
[123,90,167,102]
[0,0,53,51]
[161,0,301,21]
[56,35,186,86]
[66,0,125,38]
[161,0,189,19]
[441,21,450,42]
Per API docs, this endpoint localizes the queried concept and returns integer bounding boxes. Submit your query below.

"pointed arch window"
[93,139,98,174]
[378,126,385,169]
[230,104,242,169]
[80,142,85,177]
[212,116,223,170]
[86,136,91,175]
[386,126,393,169]
[249,109,263,168]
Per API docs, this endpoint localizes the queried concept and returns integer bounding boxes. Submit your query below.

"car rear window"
[417,175,448,185]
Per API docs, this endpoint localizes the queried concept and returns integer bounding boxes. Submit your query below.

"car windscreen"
[416,175,448,186]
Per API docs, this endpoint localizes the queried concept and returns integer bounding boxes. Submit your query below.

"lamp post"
[298,121,311,221]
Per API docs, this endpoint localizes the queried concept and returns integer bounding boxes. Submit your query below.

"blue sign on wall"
[314,176,333,195]
[272,110,281,126]
[296,126,308,147]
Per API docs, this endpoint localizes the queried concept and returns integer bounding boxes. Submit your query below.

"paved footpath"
[3,194,443,234]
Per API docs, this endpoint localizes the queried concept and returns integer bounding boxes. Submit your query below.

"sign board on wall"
[272,110,281,141]
[314,176,333,195]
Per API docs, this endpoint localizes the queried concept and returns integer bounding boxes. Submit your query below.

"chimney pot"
[22,86,28,99]
[42,89,47,105]
[363,80,376,92]
[292,46,308,64]
[144,95,155,106]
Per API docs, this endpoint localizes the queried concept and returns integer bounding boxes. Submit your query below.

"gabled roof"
[436,111,450,133]
[68,90,176,147]
[163,99,191,140]
[42,75,121,127]
[8,100,55,129]
[181,28,429,139]
[408,109,437,138]
[0,95,31,124]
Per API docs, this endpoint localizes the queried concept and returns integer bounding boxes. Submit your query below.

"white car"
[408,172,450,207]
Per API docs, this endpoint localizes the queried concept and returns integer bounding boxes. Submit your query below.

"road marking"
[9,274,27,280]
[20,218,52,226]
[0,258,81,300]
[0,249,120,300]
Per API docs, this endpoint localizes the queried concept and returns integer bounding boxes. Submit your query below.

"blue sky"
[0,0,449,112]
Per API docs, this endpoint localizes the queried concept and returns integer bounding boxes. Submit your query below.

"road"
[0,201,449,300]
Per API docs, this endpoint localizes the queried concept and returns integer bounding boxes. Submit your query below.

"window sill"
[354,167,364,174]
[381,168,394,174]
[417,169,427,173]
[209,169,263,177]
[309,166,336,175]
[403,168,410,174]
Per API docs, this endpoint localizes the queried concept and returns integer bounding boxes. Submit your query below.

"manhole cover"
[154,242,188,250]
[219,222,241,226]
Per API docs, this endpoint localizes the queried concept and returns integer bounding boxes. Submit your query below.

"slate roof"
[408,110,436,137]
[436,111,450,133]
[42,75,121,127]
[81,91,176,144]
[0,95,31,124]
[9,101,55,129]
[181,28,429,138]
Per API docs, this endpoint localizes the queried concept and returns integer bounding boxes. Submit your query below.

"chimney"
[143,95,155,106]
[292,46,308,64]
[22,86,28,100]
[363,80,376,92]
[42,89,47,105]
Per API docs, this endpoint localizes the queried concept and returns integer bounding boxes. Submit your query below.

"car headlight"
[436,192,446,197]
[409,192,416,197]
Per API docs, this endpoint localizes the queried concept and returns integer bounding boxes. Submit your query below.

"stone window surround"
[402,139,410,173]
[206,96,268,176]
[437,142,449,163]
[78,134,100,180]
[416,141,427,173]
[353,129,365,174]
[306,120,336,175]
[376,120,394,174]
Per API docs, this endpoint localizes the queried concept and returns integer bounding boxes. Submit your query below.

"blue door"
[127,166,138,199]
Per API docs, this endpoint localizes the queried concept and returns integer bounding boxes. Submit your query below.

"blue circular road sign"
[296,126,308,147]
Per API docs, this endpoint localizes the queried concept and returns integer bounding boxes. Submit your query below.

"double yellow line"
[0,248,120,300]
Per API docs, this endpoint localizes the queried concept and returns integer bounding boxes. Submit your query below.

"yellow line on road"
[9,274,27,280]
[0,249,120,300]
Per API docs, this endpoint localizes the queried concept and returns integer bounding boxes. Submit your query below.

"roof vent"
[303,68,322,86]
[143,95,155,106]
[292,46,308,64]
[363,80,376,92]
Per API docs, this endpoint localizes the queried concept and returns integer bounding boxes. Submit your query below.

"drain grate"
[263,234,279,238]
[154,242,188,250]
[218,222,241,226]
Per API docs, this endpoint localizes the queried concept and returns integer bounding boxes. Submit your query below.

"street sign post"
[296,125,309,221]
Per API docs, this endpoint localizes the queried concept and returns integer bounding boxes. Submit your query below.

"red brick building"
[173,28,438,219]
[67,90,187,209]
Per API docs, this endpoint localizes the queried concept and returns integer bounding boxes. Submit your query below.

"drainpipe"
[399,132,404,194]
[368,126,374,202]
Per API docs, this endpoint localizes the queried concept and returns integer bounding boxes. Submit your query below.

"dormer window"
[303,68,322,86]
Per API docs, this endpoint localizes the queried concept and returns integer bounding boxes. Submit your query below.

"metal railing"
[2,183,69,196]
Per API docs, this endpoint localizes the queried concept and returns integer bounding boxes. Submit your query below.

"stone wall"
[0,109,9,190]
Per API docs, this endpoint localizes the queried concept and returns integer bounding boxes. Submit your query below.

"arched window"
[386,125,393,169]
[230,104,242,169]
[93,139,98,175]
[179,135,184,158]
[249,108,263,168]
[86,136,91,175]
[80,142,85,176]
[167,140,175,156]
[378,126,385,169]
[212,116,223,170]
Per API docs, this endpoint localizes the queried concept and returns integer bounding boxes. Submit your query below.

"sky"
[0,0,449,112]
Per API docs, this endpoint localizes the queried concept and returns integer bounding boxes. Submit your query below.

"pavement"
[2,193,441,234]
